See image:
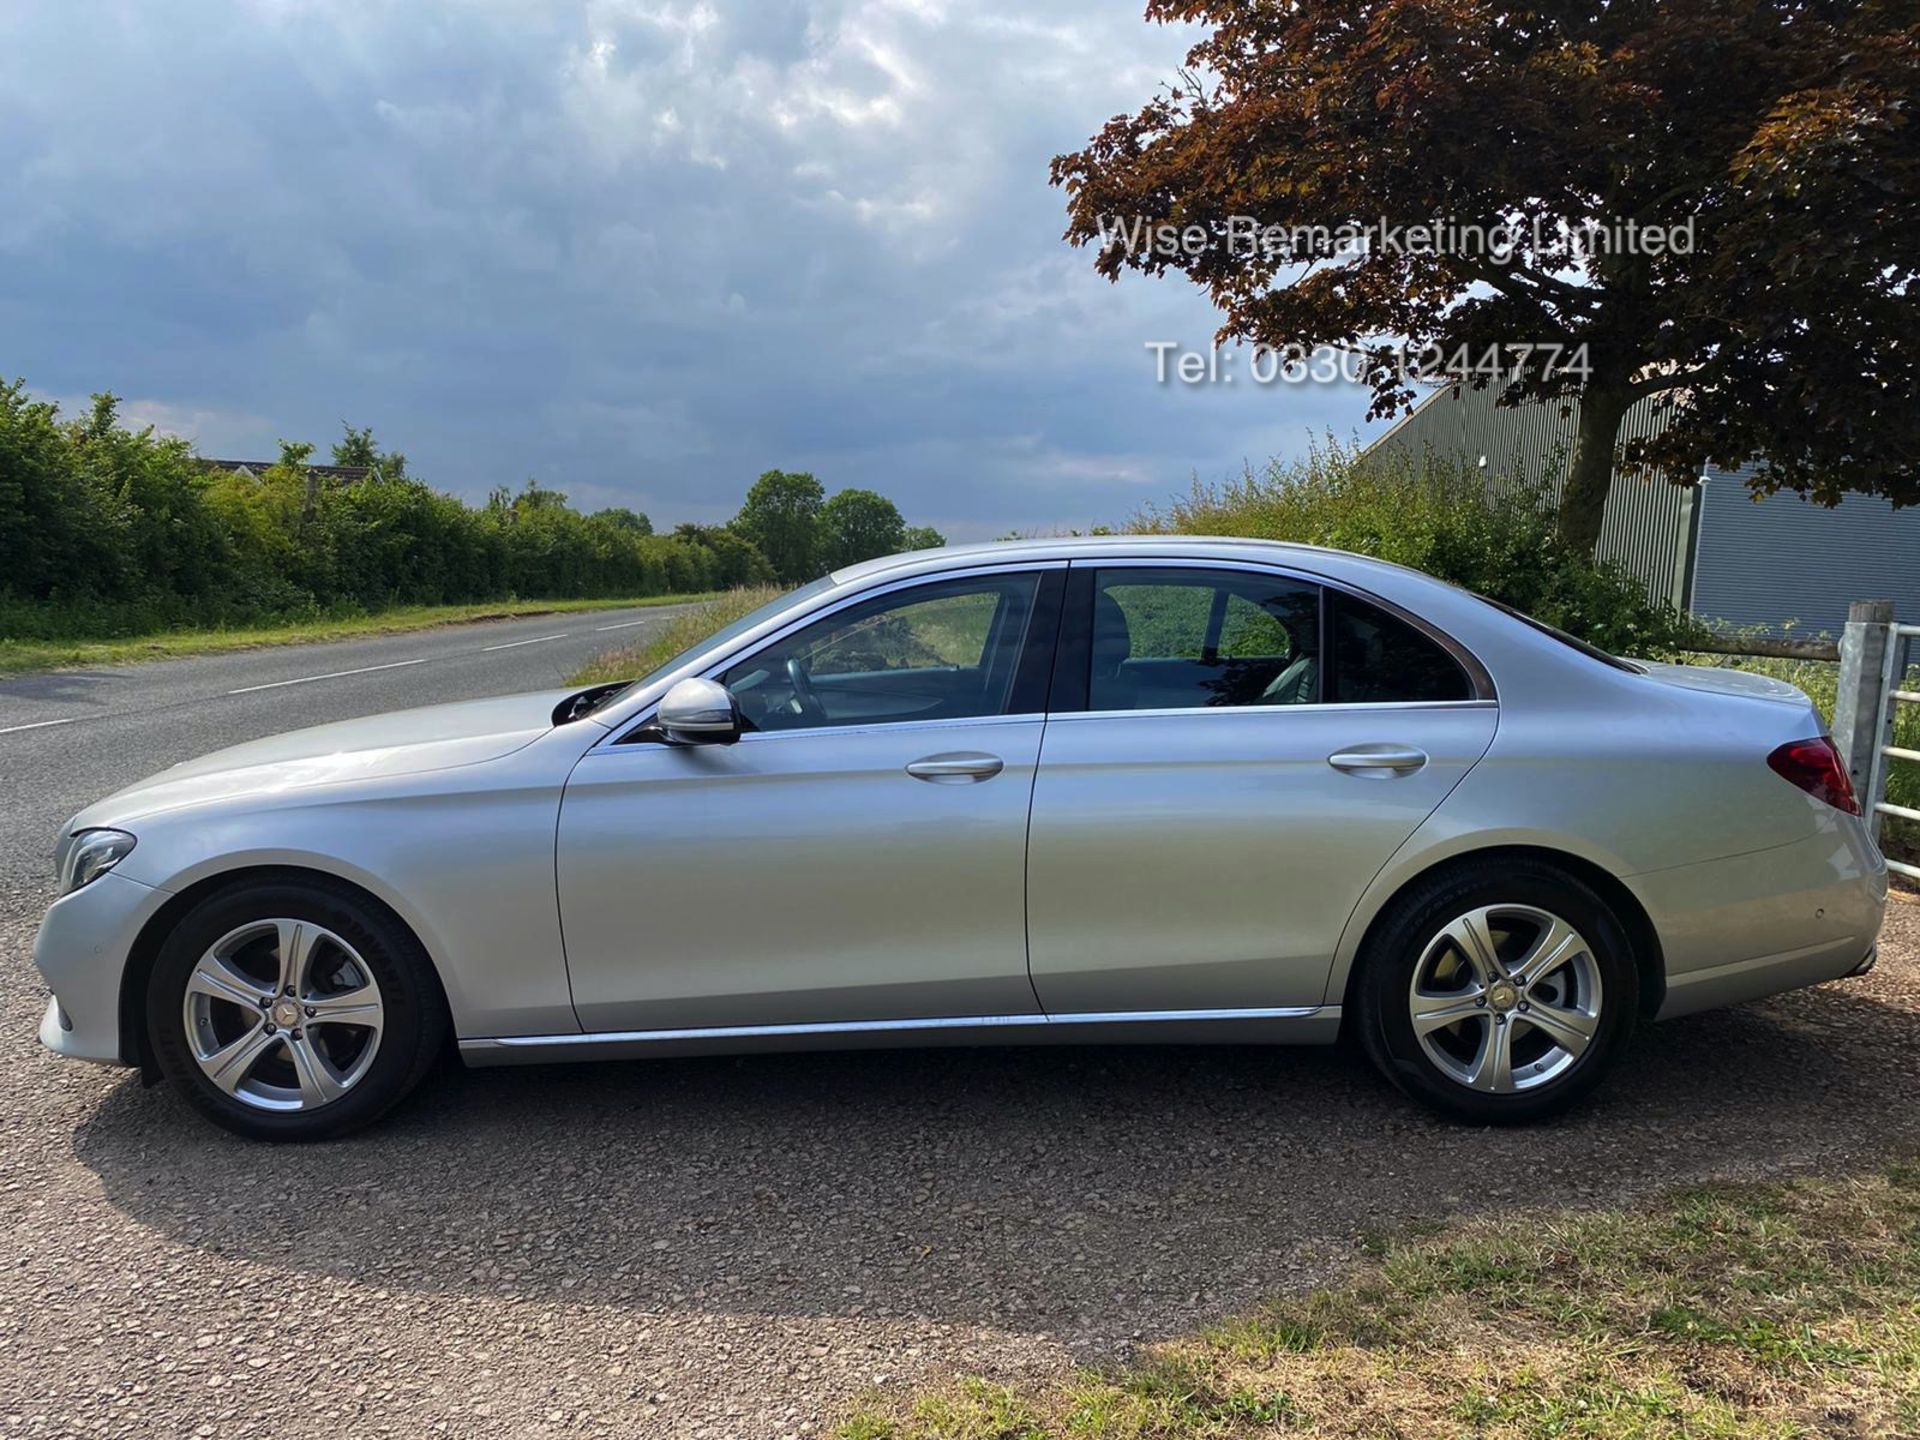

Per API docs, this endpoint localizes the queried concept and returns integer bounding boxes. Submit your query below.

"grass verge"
[0,593,719,676]
[568,585,784,686]
[842,1166,1920,1439]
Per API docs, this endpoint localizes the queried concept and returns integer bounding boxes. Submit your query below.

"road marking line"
[0,715,82,735]
[482,632,569,651]
[595,619,656,631]
[227,657,432,695]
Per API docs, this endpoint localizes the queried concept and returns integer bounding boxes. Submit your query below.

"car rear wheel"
[1355,860,1638,1123]
[148,877,446,1140]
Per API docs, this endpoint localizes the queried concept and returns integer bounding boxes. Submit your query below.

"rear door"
[1025,562,1499,1015]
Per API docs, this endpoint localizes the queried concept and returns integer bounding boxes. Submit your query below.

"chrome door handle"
[1328,745,1429,776]
[905,752,1005,783]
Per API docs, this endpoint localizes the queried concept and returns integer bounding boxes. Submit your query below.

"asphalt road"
[1,617,1918,1438]
[0,605,689,916]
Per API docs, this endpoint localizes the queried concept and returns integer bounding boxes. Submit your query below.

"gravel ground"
[4,630,1916,1437]
[3,888,1915,1437]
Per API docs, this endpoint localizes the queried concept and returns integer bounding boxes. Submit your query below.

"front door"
[556,568,1060,1034]
[1025,563,1498,1015]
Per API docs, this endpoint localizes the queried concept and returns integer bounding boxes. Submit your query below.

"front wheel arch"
[119,865,453,1079]
[1336,845,1666,1026]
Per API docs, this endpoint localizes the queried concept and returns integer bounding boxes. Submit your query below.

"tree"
[592,506,653,534]
[1052,1,1920,556]
[273,439,320,517]
[819,488,907,570]
[731,469,825,582]
[900,524,945,552]
[672,523,773,587]
[332,423,408,481]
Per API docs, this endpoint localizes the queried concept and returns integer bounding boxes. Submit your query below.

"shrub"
[1138,439,1706,658]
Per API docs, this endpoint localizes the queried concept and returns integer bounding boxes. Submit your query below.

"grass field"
[568,586,784,686]
[0,593,719,676]
[842,1168,1920,1439]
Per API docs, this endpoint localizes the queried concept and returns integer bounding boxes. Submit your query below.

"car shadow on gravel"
[71,974,1920,1349]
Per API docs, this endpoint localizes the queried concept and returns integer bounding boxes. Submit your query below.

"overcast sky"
[1,0,1381,539]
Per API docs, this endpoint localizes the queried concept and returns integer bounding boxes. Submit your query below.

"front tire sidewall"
[1359,864,1638,1124]
[148,879,442,1141]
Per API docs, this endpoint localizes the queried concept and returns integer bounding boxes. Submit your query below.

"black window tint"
[1328,592,1472,704]
[1089,568,1320,711]
[721,574,1040,732]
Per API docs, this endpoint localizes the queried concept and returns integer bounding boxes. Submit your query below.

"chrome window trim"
[1065,556,1498,706]
[593,560,1066,752]
[1042,699,1497,725]
[727,711,1048,746]
[587,553,1496,754]
[462,1004,1331,1052]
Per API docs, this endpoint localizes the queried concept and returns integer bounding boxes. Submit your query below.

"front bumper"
[1631,821,1889,1021]
[31,870,169,1067]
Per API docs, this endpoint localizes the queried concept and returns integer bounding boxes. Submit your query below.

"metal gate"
[1868,622,1920,884]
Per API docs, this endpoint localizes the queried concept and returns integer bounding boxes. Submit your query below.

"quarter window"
[1327,591,1472,704]
[721,573,1042,732]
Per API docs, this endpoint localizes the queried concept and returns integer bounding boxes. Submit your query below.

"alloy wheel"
[181,919,385,1112]
[1407,904,1603,1094]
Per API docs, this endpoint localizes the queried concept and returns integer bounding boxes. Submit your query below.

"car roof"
[829,533,1404,586]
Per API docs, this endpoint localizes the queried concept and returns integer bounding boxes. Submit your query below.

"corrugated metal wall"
[1368,386,1920,631]
[1367,382,1696,606]
[1690,465,1920,635]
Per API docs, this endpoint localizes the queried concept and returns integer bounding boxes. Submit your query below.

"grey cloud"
[1,0,1380,538]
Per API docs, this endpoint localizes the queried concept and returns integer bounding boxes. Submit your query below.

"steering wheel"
[785,655,828,722]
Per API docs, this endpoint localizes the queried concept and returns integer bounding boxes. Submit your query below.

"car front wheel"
[147,876,446,1140]
[1355,860,1638,1123]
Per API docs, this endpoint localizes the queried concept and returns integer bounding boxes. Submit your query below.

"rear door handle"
[905,752,1005,783]
[1328,744,1429,776]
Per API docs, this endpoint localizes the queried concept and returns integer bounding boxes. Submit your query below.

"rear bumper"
[31,871,167,1067]
[1631,821,1889,1021]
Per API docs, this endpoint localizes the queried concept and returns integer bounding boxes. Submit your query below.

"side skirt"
[458,1006,1343,1065]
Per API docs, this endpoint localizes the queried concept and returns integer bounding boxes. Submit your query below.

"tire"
[147,875,447,1140]
[1353,859,1638,1124]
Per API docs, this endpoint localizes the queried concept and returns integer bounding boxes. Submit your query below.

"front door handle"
[1328,744,1429,777]
[906,752,1005,783]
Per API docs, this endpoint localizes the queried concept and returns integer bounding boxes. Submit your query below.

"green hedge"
[0,382,757,640]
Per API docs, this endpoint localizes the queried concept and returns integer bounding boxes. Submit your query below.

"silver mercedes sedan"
[34,537,1888,1138]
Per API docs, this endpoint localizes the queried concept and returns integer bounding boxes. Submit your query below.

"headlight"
[55,829,137,896]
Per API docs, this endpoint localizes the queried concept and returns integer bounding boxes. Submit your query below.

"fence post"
[1833,600,1894,826]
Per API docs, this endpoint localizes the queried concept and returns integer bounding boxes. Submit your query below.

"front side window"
[631,575,837,694]
[722,573,1042,732]
[1089,568,1321,710]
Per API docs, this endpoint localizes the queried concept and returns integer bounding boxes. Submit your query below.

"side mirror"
[656,676,741,745]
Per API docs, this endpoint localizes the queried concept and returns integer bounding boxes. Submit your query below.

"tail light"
[1766,736,1861,815]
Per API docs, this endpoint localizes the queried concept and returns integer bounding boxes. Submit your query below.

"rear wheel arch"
[1336,845,1666,1022]
[119,864,454,1078]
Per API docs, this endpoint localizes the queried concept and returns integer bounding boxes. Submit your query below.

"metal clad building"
[1691,468,1920,634]
[1366,383,1918,634]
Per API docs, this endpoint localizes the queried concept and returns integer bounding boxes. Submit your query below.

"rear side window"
[1088,568,1321,710]
[1327,592,1472,704]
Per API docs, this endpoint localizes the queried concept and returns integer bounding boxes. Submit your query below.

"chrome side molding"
[459,1005,1340,1064]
